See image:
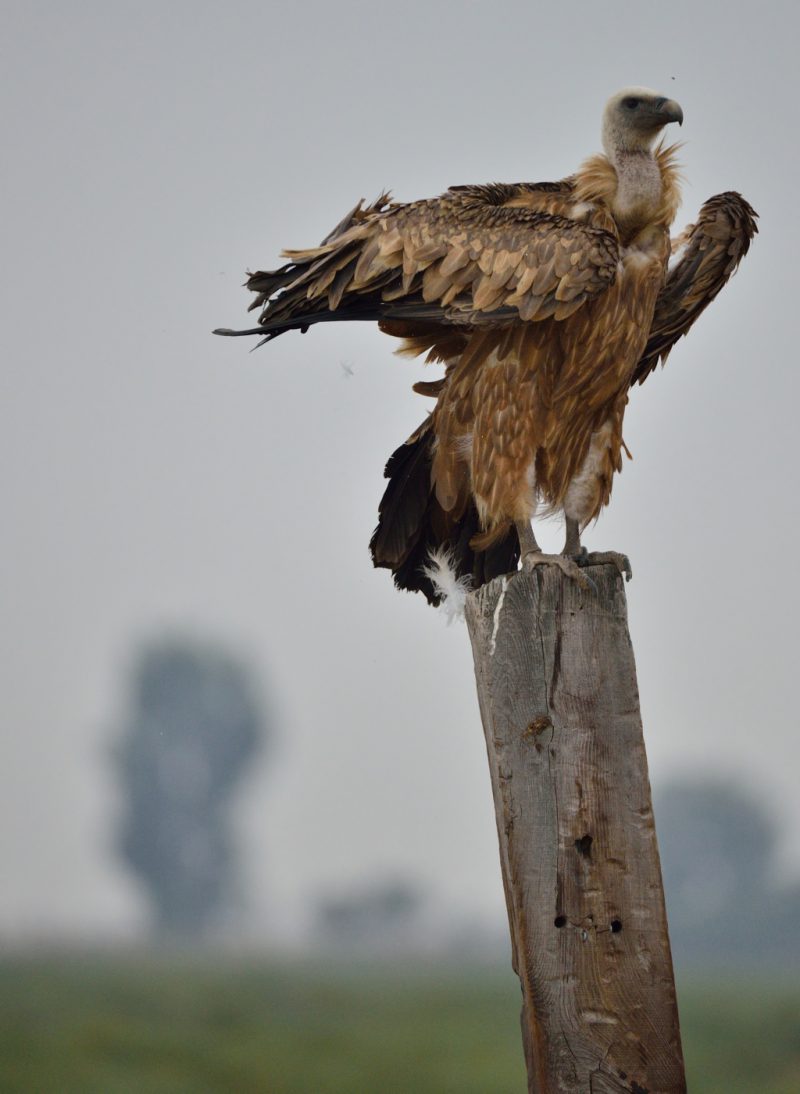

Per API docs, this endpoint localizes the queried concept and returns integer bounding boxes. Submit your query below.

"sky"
[1,0,797,945]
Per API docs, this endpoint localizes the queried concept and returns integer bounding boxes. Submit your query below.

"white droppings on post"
[489,576,509,656]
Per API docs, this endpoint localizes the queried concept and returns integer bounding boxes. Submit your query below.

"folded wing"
[215,183,621,344]
[631,192,758,386]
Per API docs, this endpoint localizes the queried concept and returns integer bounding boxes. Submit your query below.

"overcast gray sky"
[1,0,797,944]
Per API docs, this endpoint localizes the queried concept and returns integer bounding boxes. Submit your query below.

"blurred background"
[1,1,798,1091]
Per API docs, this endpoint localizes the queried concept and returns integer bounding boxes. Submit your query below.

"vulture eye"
[623,97,640,109]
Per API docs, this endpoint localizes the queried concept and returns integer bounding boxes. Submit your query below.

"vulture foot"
[521,551,593,590]
[576,550,633,582]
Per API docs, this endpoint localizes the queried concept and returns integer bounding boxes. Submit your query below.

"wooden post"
[465,563,686,1094]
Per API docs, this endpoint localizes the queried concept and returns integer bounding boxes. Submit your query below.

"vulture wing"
[214,182,620,344]
[631,192,758,386]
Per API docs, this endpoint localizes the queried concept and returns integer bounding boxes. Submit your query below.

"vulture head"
[602,87,684,156]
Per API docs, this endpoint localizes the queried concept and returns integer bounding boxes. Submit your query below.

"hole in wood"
[610,919,623,933]
[574,833,593,857]
[554,915,567,928]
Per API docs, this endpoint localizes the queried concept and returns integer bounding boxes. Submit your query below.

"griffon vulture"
[216,88,757,607]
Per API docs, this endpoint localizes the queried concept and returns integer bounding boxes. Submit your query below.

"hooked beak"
[652,97,684,126]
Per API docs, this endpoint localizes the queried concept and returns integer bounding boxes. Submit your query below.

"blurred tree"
[655,778,799,966]
[656,779,773,922]
[114,638,266,938]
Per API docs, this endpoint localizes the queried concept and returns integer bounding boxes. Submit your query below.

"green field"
[0,956,797,1092]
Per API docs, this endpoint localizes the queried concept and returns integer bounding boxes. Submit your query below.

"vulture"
[216,88,757,607]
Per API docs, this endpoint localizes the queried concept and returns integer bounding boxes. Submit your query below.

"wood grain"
[465,564,685,1094]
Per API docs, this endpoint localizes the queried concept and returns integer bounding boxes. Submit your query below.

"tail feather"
[370,423,520,607]
[369,422,434,569]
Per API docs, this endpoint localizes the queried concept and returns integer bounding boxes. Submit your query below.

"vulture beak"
[652,97,684,126]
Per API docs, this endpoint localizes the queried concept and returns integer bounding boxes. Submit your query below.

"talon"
[581,551,632,581]
[521,551,592,589]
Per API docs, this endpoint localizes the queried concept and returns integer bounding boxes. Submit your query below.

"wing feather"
[631,192,758,386]
[222,182,620,342]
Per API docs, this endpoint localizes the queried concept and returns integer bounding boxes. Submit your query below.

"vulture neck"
[607,144,663,242]
[575,143,681,243]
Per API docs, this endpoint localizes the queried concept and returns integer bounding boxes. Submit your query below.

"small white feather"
[422,548,472,624]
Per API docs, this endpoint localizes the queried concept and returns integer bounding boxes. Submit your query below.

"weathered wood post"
[465,562,685,1094]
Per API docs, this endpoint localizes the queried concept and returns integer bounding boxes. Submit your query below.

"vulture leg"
[561,425,633,581]
[515,521,591,589]
[561,517,632,581]
[516,520,541,557]
[563,516,583,557]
